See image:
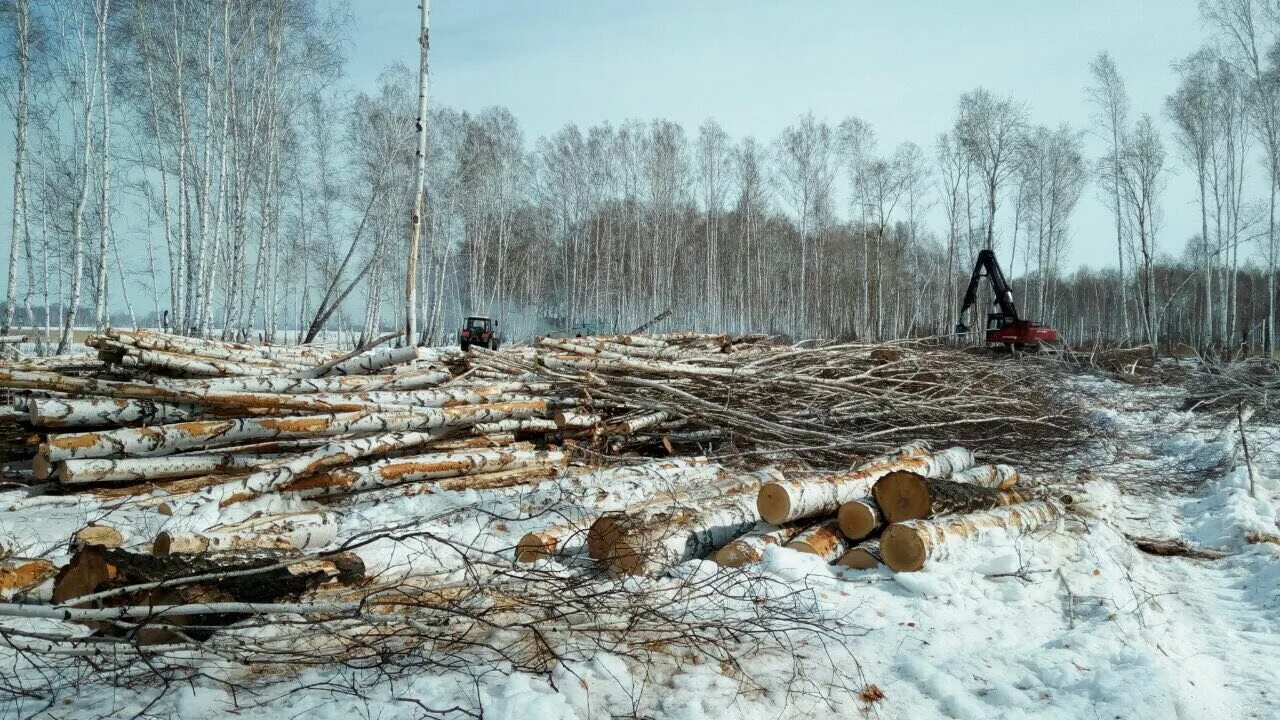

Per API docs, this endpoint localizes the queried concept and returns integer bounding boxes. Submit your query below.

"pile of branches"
[487,335,1090,469]
[1181,356,1279,420]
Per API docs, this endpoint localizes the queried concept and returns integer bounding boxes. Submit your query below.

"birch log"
[587,469,777,560]
[713,523,802,567]
[756,443,976,525]
[150,370,452,395]
[304,345,434,377]
[27,397,250,429]
[40,399,546,462]
[836,497,882,540]
[836,540,882,570]
[0,559,56,595]
[873,472,1026,524]
[55,453,280,486]
[153,511,337,555]
[554,410,601,429]
[879,499,1065,572]
[279,448,566,499]
[611,497,761,576]
[785,520,849,562]
[948,464,1020,490]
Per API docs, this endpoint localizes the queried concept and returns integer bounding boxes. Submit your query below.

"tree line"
[2,0,1279,353]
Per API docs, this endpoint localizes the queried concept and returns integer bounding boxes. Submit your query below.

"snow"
[2,374,1279,718]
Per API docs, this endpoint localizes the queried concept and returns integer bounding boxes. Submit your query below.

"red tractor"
[459,316,500,351]
[956,249,1060,348]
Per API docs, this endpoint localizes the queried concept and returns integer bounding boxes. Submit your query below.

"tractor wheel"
[489,339,500,351]
[460,341,470,352]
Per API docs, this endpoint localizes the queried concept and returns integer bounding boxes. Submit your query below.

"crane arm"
[955,249,1020,332]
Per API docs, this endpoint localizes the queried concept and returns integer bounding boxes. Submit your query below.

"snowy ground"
[1,371,1277,719]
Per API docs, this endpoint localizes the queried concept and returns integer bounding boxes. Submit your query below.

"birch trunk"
[879,499,1064,572]
[948,463,1020,490]
[56,453,278,485]
[40,400,546,463]
[785,520,849,562]
[153,511,337,555]
[713,522,802,568]
[405,0,430,342]
[873,472,1027,523]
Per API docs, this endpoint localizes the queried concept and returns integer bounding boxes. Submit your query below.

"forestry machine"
[460,315,500,351]
[955,249,1060,348]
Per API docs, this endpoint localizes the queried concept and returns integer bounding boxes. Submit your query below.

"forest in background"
[2,0,1280,353]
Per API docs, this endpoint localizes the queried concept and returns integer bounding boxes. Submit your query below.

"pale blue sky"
[346,0,1216,270]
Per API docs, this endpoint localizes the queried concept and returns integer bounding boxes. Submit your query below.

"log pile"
[0,329,1088,654]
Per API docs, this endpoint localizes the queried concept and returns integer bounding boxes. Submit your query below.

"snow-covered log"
[153,511,337,555]
[873,472,1026,523]
[879,499,1065,572]
[713,523,802,567]
[756,443,976,525]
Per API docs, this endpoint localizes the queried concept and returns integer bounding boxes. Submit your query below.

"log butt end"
[756,483,791,526]
[515,532,554,563]
[873,471,930,523]
[838,501,878,540]
[880,524,927,572]
[836,548,880,570]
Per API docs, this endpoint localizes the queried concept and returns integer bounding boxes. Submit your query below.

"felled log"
[1125,534,1228,560]
[836,497,882,540]
[279,448,566,500]
[115,346,302,377]
[55,452,281,485]
[153,511,337,555]
[756,443,976,525]
[610,497,760,576]
[303,344,434,377]
[873,472,1026,523]
[606,410,671,436]
[836,540,882,570]
[553,410,601,429]
[472,418,558,434]
[72,525,125,549]
[785,520,850,562]
[713,523,802,567]
[949,464,1020,490]
[586,469,776,561]
[879,499,1064,572]
[1,559,57,596]
[150,369,451,395]
[514,461,730,563]
[40,400,546,463]
[25,397,257,429]
[0,335,28,344]
[541,353,740,378]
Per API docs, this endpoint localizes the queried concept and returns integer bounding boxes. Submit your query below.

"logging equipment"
[460,316,500,351]
[955,249,1060,348]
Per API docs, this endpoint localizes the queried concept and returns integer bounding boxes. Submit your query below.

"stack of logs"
[517,442,1073,575]
[0,328,1082,630]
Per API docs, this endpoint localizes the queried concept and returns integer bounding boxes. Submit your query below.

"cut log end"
[836,546,881,570]
[872,471,930,524]
[712,543,757,568]
[837,499,880,540]
[73,525,124,549]
[515,532,556,563]
[756,482,792,526]
[879,524,928,572]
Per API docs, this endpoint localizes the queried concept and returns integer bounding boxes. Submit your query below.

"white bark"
[40,400,547,463]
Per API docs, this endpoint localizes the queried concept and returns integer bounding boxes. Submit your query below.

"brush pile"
[0,329,1089,654]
